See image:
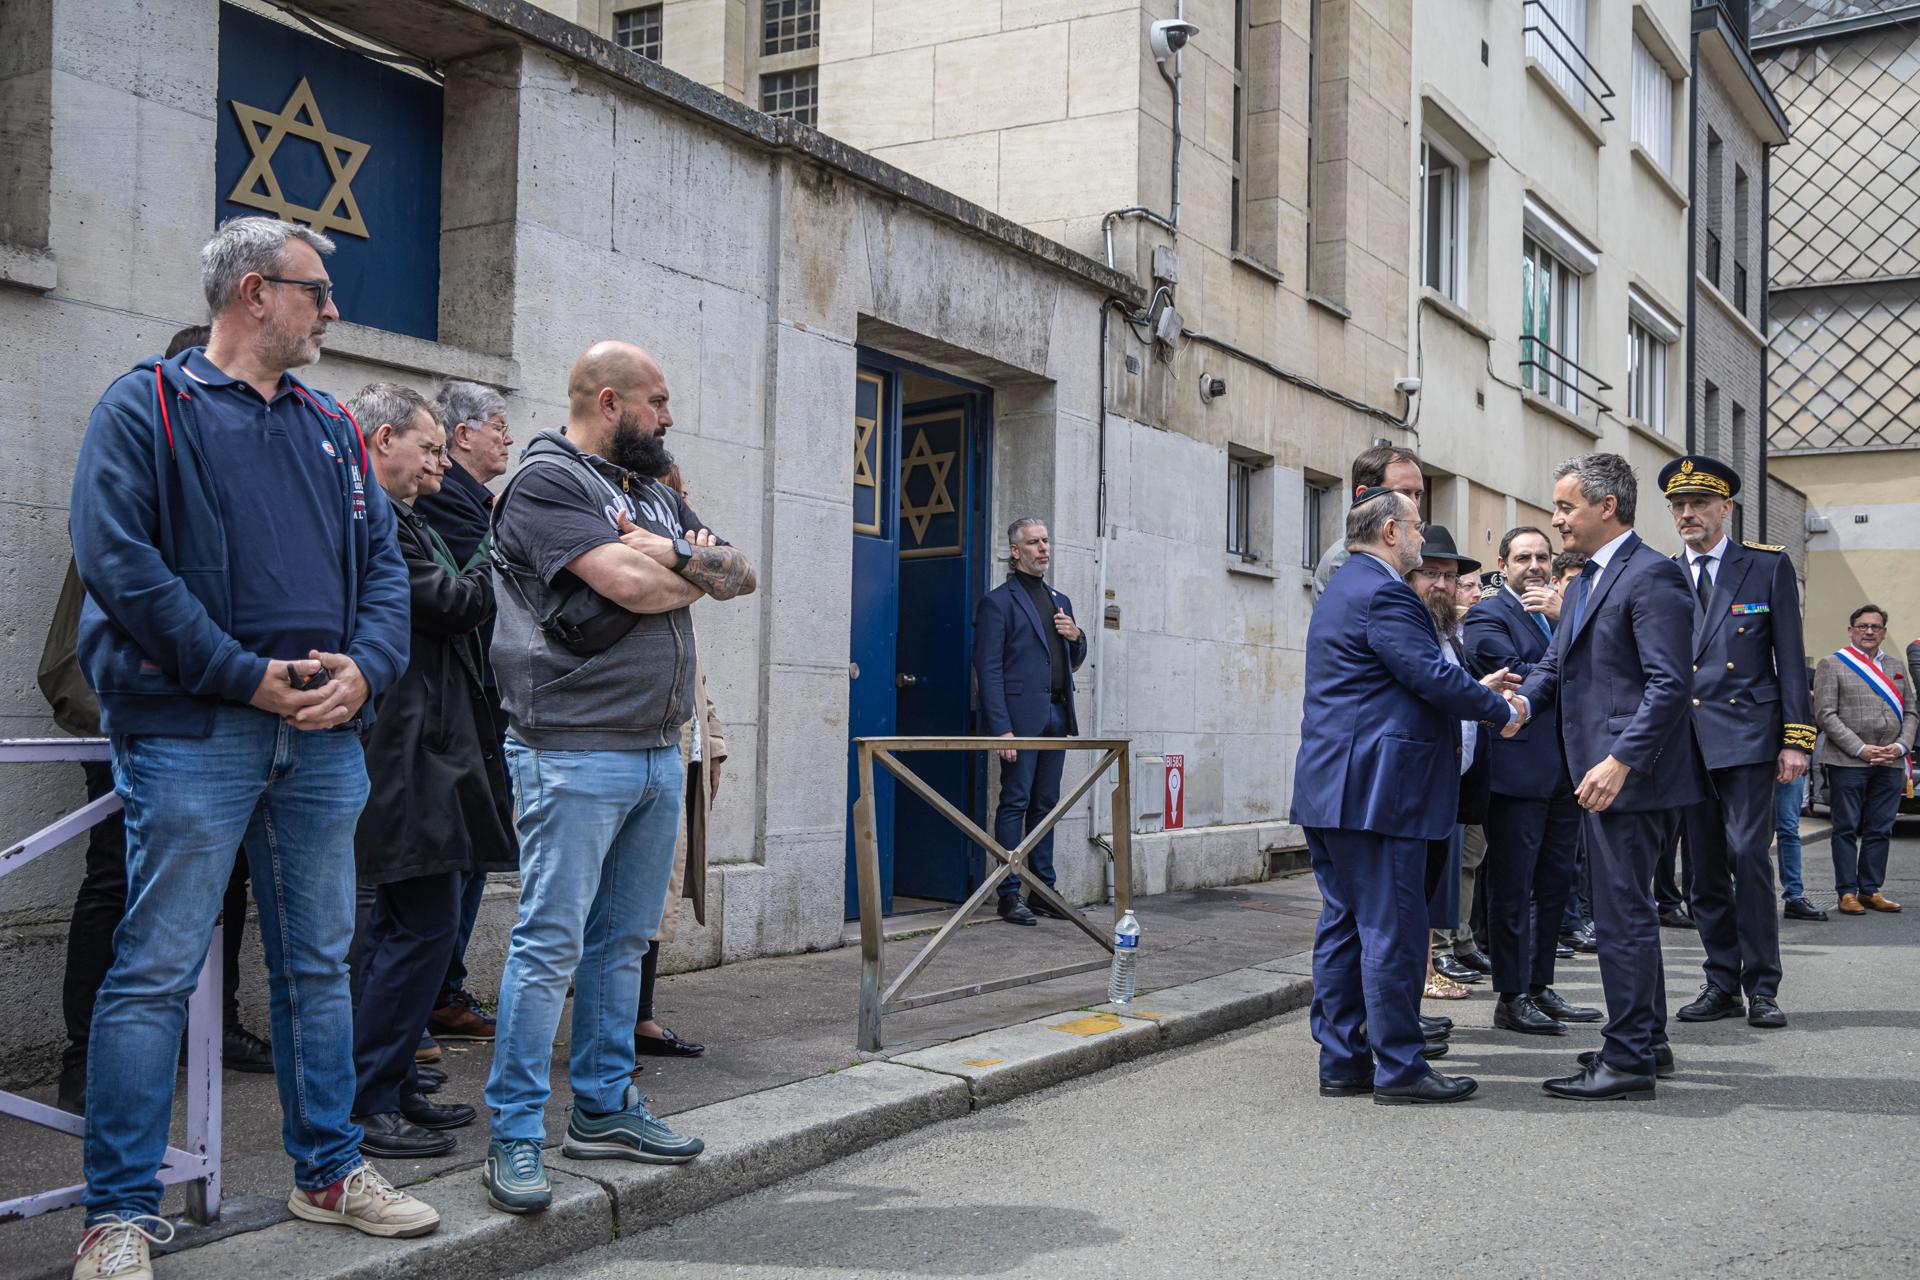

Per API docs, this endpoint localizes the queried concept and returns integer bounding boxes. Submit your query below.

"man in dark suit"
[973,518,1087,926]
[1465,526,1601,1037]
[1292,490,1521,1105]
[1661,455,1814,1030]
[1514,453,1708,1100]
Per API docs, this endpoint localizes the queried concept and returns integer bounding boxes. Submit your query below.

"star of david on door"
[228,78,372,238]
[899,422,960,556]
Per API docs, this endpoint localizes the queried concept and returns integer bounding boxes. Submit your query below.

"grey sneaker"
[483,1138,552,1214]
[563,1084,704,1164]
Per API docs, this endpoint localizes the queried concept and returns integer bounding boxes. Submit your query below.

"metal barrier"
[852,736,1132,1052]
[0,739,222,1224]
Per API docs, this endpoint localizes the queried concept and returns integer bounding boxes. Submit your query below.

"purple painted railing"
[0,739,222,1225]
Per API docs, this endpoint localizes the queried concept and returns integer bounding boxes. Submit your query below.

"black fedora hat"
[1417,524,1481,575]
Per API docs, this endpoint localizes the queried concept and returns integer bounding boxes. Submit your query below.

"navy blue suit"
[1516,531,1709,1074]
[1465,589,1580,994]
[1678,540,1812,1003]
[1291,553,1511,1088]
[973,575,1086,900]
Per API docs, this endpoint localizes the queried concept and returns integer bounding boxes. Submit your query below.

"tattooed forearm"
[681,546,758,600]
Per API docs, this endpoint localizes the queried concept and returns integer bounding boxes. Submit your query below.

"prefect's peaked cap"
[1658,454,1740,500]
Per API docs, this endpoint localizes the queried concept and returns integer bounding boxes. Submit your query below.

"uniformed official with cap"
[1660,454,1814,1030]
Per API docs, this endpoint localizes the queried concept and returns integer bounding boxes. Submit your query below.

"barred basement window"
[763,0,819,55]
[614,5,663,61]
[760,68,817,126]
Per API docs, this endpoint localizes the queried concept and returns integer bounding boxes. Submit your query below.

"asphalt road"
[528,825,1920,1280]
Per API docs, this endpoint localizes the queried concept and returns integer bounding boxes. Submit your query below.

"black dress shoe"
[414,1064,447,1094]
[400,1091,475,1130]
[1543,1060,1655,1101]
[1374,1071,1478,1105]
[1420,1038,1450,1060]
[1565,925,1599,953]
[1027,896,1074,921]
[355,1111,456,1158]
[1419,1014,1453,1037]
[1783,897,1829,922]
[1493,994,1566,1036]
[1658,908,1694,930]
[1579,1044,1674,1079]
[1531,987,1602,1023]
[1433,954,1484,984]
[635,1026,706,1058]
[1555,943,1576,959]
[1455,948,1495,975]
[223,1024,274,1074]
[57,1060,86,1116]
[1677,981,1743,1022]
[1319,1076,1374,1097]
[1747,997,1788,1029]
[997,900,1037,926]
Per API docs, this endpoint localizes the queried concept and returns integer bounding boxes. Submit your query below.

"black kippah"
[1350,485,1402,508]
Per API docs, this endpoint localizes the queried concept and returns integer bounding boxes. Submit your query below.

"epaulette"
[1742,541,1786,553]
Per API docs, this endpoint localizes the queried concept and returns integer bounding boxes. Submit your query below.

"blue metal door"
[892,399,979,902]
[846,369,898,915]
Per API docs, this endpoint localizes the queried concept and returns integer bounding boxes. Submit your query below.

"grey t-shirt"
[490,432,716,751]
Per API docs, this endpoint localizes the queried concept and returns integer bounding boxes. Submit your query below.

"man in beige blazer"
[1813,604,1918,915]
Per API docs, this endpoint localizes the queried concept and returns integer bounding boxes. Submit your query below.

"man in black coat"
[973,518,1086,926]
[347,384,517,1158]
[1465,527,1600,1036]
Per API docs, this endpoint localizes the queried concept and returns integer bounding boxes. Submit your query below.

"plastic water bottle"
[1107,910,1141,1004]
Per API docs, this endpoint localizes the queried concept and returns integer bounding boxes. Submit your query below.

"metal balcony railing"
[1522,0,1618,123]
[1519,335,1616,415]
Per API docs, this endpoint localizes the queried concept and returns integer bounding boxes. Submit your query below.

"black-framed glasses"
[260,275,334,310]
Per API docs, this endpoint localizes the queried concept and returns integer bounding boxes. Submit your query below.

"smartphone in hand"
[287,665,332,692]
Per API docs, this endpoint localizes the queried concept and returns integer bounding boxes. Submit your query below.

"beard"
[605,408,672,478]
[1425,587,1459,641]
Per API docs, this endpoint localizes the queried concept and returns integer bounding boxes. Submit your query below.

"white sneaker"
[286,1163,440,1238]
[73,1215,173,1279]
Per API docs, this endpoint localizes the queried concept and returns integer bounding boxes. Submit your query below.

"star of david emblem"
[899,429,956,544]
[852,414,878,491]
[228,78,372,239]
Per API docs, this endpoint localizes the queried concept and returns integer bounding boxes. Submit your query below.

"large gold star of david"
[228,78,372,239]
[852,414,878,491]
[899,429,956,544]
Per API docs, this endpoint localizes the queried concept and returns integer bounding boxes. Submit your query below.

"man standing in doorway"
[973,518,1086,926]
[1661,455,1812,1030]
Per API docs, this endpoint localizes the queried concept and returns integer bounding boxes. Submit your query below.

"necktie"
[1694,557,1713,610]
[1569,561,1600,632]
[1534,611,1554,642]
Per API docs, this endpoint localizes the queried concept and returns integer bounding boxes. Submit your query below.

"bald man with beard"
[480,342,756,1215]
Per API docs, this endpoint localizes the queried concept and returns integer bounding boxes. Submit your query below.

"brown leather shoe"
[1837,893,1866,915]
[428,1001,497,1042]
[1860,892,1902,913]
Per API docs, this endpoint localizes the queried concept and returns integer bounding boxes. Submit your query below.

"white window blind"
[1525,0,1587,108]
[1631,37,1671,171]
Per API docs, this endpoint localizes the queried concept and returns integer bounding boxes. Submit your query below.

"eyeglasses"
[468,416,510,436]
[260,275,334,310]
[1851,622,1886,631]
[1413,568,1459,584]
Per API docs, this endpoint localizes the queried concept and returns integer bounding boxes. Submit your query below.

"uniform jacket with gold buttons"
[1676,540,1815,769]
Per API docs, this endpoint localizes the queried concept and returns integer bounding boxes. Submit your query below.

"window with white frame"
[1630,36,1672,171]
[1228,457,1256,558]
[1421,139,1465,302]
[1303,478,1332,570]
[1525,0,1588,109]
[1521,236,1582,411]
[1627,288,1679,434]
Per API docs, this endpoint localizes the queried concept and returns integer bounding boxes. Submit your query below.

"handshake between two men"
[1472,666,1630,813]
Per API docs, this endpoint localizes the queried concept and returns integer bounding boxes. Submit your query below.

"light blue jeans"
[485,741,684,1141]
[85,706,367,1220]
[1774,775,1808,901]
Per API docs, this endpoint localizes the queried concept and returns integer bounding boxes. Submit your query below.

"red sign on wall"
[1164,754,1185,830]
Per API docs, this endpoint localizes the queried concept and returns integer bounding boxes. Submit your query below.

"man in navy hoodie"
[67,217,433,1279]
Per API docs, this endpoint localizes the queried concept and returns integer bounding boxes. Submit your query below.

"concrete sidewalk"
[3,872,1328,1279]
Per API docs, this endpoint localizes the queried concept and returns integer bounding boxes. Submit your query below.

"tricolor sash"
[1835,647,1914,796]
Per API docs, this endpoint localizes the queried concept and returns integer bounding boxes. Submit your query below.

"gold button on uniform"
[1692,698,1702,706]
[1727,662,1736,669]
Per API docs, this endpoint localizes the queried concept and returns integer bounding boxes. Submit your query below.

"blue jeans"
[1774,775,1808,901]
[85,707,367,1220]
[993,700,1070,900]
[485,742,684,1141]
[1827,764,1904,897]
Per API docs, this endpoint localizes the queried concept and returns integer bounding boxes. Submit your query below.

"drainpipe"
[1100,0,1186,272]
[1759,143,1772,541]
[1088,298,1128,900]
[1685,35,1699,453]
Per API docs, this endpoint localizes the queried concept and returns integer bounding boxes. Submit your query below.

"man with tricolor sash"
[1814,604,1917,916]
[1659,455,1813,1031]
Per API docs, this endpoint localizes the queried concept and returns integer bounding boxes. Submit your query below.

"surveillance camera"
[1200,371,1227,402]
[1150,19,1200,62]
[1393,376,1422,395]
